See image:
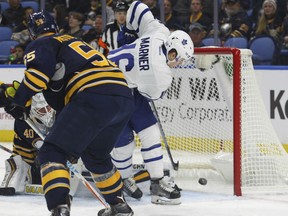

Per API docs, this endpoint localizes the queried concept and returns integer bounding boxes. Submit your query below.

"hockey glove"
[4,80,29,120]
[0,82,9,108]
[117,25,138,46]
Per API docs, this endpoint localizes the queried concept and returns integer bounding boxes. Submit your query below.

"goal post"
[150,47,288,196]
[194,47,242,195]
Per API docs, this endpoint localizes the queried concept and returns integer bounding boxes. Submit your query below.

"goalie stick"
[0,187,15,196]
[150,101,179,171]
[25,118,109,208]
[0,143,12,154]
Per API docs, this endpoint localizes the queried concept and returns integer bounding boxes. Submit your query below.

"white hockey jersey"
[107,1,172,100]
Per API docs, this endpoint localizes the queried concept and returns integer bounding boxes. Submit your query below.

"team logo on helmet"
[182,39,188,46]
[165,30,194,61]
[28,10,59,39]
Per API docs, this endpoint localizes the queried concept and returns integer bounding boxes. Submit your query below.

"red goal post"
[150,47,288,196]
[195,47,242,195]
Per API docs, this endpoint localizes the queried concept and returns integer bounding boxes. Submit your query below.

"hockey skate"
[50,195,71,216]
[150,177,181,205]
[50,204,70,216]
[98,195,134,216]
[123,177,143,199]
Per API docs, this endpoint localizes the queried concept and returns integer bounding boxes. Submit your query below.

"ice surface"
[0,142,288,216]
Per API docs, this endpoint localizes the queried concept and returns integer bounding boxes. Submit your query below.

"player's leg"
[41,92,134,215]
[111,124,143,199]
[80,94,134,216]
[131,90,181,205]
[38,93,103,215]
[38,143,71,216]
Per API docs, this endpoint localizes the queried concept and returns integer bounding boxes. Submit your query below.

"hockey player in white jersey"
[109,1,193,100]
[108,1,194,205]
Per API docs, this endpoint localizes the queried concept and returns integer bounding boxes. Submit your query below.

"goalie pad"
[69,159,83,197]
[0,155,31,192]
[210,151,233,182]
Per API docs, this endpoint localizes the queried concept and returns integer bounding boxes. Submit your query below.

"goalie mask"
[28,10,59,39]
[29,93,55,135]
[165,30,194,65]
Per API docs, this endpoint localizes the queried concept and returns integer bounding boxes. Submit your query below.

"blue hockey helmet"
[28,10,59,39]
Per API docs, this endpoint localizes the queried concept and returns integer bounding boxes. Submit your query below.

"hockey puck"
[198,178,207,185]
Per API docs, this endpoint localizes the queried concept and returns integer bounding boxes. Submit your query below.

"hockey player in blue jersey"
[108,1,194,205]
[2,10,134,216]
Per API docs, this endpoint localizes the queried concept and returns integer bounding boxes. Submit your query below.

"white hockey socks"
[138,124,164,179]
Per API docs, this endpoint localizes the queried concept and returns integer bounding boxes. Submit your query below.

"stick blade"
[173,161,179,171]
[0,187,16,196]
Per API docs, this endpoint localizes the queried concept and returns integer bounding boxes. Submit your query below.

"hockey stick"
[150,101,179,171]
[25,118,109,208]
[0,144,12,154]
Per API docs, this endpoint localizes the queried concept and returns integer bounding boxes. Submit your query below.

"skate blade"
[119,213,134,216]
[151,196,181,205]
[0,187,16,196]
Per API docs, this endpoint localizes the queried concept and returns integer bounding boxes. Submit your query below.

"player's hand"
[4,80,20,98]
[3,80,29,120]
[117,25,138,46]
[167,58,185,68]
[4,103,28,120]
[0,82,8,107]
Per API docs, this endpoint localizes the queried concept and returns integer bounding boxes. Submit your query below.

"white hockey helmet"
[29,92,55,135]
[165,30,194,61]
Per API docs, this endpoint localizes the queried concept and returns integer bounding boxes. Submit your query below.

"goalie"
[0,91,55,195]
[108,1,194,205]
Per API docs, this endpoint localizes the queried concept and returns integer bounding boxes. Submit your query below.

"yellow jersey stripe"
[96,170,121,189]
[13,144,36,153]
[67,67,120,87]
[12,149,35,159]
[23,77,43,92]
[78,80,128,92]
[44,183,70,194]
[133,172,150,182]
[24,71,48,90]
[42,169,70,186]
[65,77,127,105]
[65,79,128,104]
[99,182,123,195]
[26,68,50,83]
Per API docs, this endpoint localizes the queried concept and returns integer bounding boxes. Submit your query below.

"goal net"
[147,47,288,196]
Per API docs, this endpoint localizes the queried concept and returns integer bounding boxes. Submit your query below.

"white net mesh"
[135,48,288,195]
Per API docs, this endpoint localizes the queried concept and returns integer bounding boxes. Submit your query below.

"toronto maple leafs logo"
[182,39,187,46]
